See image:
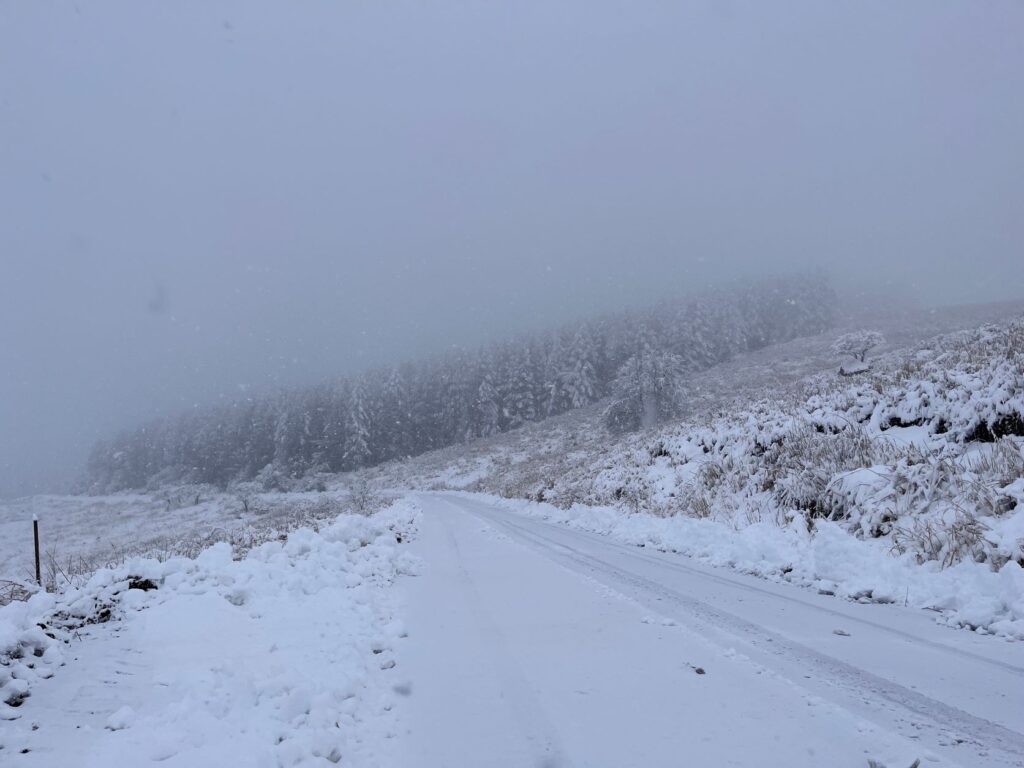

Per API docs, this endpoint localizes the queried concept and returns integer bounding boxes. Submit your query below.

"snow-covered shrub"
[765,425,876,520]
[968,440,1024,493]
[492,318,1024,570]
[290,471,331,493]
[347,475,383,515]
[892,509,989,568]
[254,462,289,492]
[0,581,33,607]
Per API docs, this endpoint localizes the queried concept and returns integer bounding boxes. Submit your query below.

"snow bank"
[0,499,420,766]
[470,494,1024,640]
[0,592,61,713]
[0,484,389,584]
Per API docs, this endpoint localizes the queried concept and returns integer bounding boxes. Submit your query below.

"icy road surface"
[394,493,1024,768]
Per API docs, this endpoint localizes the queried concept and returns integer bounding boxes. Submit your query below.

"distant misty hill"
[85,274,837,492]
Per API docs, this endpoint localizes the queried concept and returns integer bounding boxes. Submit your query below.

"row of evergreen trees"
[85,275,836,492]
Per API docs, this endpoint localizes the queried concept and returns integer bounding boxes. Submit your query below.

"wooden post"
[33,514,41,588]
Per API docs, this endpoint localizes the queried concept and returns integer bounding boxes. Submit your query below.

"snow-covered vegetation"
[534,320,1024,561]
[83,276,835,492]
[0,498,419,764]
[831,329,886,364]
[0,484,388,589]
[358,312,1024,637]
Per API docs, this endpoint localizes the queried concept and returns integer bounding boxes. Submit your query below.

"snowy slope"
[358,300,1024,500]
[357,305,1024,637]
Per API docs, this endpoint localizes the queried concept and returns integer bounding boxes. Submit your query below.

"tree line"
[85,274,836,492]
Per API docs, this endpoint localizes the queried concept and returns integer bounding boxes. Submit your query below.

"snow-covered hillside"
[84,276,837,493]
[2,302,1023,767]
[357,306,1024,637]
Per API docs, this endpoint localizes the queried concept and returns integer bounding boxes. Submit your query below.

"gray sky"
[1,0,1022,498]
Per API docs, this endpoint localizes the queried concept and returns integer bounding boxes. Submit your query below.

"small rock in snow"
[833,629,851,637]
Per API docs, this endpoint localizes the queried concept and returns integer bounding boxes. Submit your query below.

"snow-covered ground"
[1,499,419,765]
[2,300,1023,766]
[0,484,384,587]
[394,493,1024,768]
[357,309,1024,638]
[468,492,1024,640]
[5,492,1021,767]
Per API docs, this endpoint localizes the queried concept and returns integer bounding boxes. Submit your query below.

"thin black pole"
[33,515,41,588]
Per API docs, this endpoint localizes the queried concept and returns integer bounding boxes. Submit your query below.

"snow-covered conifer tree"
[603,325,684,433]
[474,371,501,438]
[343,378,371,469]
[563,329,599,408]
[501,343,538,428]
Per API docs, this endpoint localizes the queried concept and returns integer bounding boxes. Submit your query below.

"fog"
[2,1,1022,498]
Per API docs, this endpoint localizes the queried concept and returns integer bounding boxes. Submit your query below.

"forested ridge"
[86,275,836,491]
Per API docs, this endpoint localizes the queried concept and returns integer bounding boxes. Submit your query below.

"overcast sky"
[1,0,1022,498]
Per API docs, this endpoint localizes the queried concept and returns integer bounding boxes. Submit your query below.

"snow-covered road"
[393,493,1024,768]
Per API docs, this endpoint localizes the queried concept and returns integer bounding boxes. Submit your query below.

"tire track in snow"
[436,499,572,768]
[515,514,1024,677]
[461,499,1024,768]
